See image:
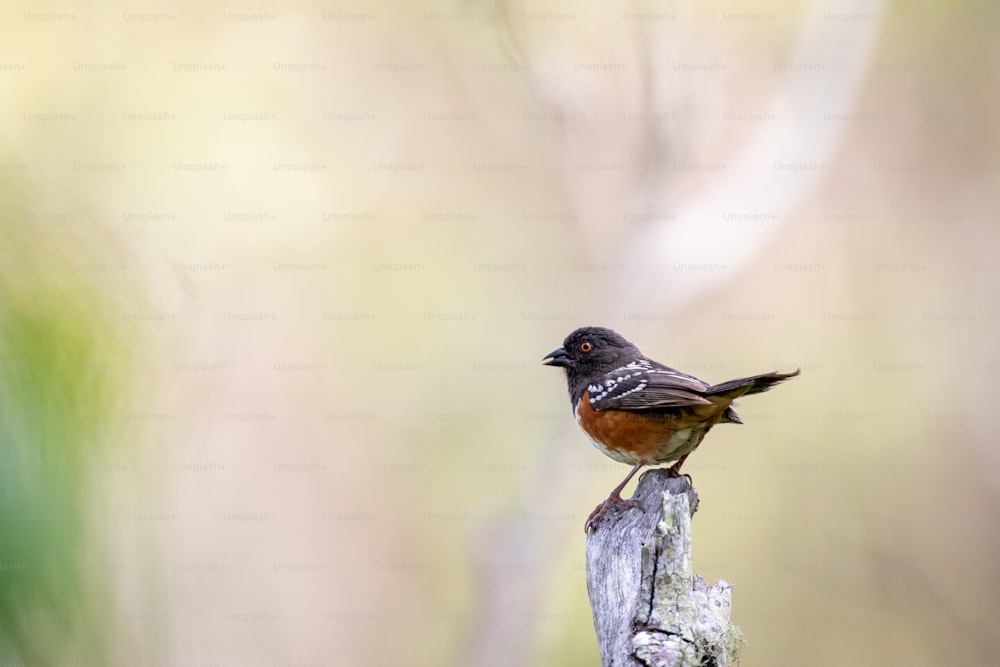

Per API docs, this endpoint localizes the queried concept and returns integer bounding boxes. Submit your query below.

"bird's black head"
[542,327,641,383]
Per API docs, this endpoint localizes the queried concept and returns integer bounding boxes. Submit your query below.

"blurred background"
[1,0,998,665]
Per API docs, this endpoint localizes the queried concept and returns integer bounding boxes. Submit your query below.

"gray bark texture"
[585,470,744,667]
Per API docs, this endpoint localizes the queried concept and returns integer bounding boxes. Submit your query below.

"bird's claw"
[666,465,692,485]
[584,495,641,534]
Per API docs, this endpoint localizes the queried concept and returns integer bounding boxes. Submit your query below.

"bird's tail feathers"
[706,369,800,399]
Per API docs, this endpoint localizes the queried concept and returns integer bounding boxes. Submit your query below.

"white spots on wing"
[587,358,710,408]
[616,358,693,381]
[618,359,653,373]
[589,373,649,404]
[614,380,647,399]
[590,373,631,403]
[588,382,610,402]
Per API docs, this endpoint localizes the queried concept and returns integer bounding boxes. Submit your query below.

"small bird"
[543,326,799,532]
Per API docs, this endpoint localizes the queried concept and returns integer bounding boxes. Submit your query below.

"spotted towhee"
[543,326,799,532]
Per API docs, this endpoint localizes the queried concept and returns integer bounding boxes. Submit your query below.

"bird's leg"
[585,462,645,533]
[666,453,692,484]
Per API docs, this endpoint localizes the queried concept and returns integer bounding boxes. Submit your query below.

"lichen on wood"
[585,470,743,667]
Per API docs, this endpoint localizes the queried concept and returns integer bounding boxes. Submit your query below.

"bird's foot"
[584,493,640,534]
[665,462,692,485]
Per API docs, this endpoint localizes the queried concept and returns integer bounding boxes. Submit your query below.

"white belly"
[663,427,701,460]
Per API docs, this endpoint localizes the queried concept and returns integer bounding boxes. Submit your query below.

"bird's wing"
[586,359,712,411]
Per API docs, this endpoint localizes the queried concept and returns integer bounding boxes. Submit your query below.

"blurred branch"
[615,0,886,313]
[586,471,740,667]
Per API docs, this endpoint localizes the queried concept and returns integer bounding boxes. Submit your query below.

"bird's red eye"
[580,342,593,353]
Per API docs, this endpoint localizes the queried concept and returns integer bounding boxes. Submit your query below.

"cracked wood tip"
[584,469,744,667]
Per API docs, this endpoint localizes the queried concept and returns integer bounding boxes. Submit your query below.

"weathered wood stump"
[585,469,743,667]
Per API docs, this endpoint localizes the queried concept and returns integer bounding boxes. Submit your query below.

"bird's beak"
[542,346,572,367]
